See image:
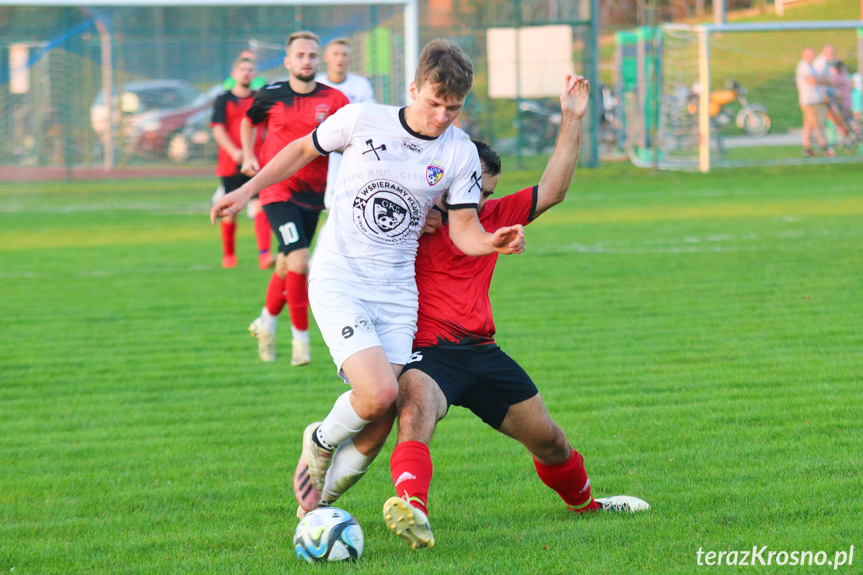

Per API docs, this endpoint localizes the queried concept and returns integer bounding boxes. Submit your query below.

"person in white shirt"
[210,38,525,518]
[795,47,831,157]
[316,38,377,210]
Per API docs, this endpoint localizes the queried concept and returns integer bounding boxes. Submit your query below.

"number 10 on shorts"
[280,222,299,245]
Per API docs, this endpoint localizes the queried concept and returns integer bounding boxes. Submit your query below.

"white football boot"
[595,495,651,513]
[248,317,276,363]
[383,496,435,549]
[291,338,311,366]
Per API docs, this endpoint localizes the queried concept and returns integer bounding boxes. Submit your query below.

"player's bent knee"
[397,402,428,433]
[532,425,571,464]
[353,384,399,420]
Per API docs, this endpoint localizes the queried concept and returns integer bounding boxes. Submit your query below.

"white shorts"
[309,277,418,381]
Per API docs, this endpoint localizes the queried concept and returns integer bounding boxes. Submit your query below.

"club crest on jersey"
[315,104,330,123]
[352,179,422,245]
[426,163,445,186]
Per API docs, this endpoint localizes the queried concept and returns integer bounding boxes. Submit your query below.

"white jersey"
[310,102,482,287]
[315,73,376,105]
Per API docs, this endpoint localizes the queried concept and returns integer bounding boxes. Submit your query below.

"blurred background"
[0,0,860,182]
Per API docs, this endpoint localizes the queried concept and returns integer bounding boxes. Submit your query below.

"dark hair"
[834,60,846,73]
[415,38,473,99]
[472,139,501,177]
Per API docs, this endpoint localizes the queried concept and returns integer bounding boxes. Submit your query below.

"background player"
[240,31,349,365]
[223,48,268,91]
[380,75,650,550]
[210,39,525,520]
[315,38,376,210]
[210,56,271,269]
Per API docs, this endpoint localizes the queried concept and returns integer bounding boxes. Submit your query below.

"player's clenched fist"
[492,224,525,255]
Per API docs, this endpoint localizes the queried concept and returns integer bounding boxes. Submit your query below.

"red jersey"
[413,186,537,348]
[210,90,264,177]
[246,81,349,209]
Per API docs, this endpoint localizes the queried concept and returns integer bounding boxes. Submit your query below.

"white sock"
[291,327,309,342]
[260,306,277,332]
[316,392,370,451]
[320,439,375,505]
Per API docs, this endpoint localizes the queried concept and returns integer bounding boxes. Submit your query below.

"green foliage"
[1,163,862,573]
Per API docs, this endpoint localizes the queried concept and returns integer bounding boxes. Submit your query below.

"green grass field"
[2,161,862,574]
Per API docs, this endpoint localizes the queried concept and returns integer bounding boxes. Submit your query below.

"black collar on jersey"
[399,107,439,141]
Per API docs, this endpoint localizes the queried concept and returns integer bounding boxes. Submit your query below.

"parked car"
[175,105,219,163]
[90,80,213,161]
[163,84,225,163]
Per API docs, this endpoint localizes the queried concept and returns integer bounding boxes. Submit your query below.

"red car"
[127,83,223,162]
[91,80,220,163]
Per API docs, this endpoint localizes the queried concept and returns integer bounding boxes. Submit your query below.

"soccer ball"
[293,507,364,563]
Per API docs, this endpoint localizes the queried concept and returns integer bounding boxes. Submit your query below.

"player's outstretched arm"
[533,74,590,219]
[210,134,320,223]
[239,117,260,176]
[447,208,525,256]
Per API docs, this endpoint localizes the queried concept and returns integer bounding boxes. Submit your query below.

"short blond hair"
[286,31,321,52]
[325,37,351,51]
[415,38,473,99]
[233,56,255,70]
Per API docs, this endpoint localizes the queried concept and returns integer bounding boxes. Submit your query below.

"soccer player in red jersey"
[382,75,650,549]
[240,31,350,366]
[210,56,270,270]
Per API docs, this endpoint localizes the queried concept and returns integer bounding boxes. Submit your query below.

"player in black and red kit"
[211,56,270,270]
[241,31,350,366]
[383,75,650,550]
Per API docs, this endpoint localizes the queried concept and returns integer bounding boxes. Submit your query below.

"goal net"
[0,1,416,183]
[629,21,863,171]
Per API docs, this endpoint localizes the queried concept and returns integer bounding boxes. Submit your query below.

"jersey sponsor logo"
[342,326,354,338]
[315,104,330,123]
[352,179,422,245]
[426,163,445,186]
[401,141,423,154]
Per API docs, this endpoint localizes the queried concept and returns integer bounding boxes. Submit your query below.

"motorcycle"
[687,79,771,138]
[515,99,561,154]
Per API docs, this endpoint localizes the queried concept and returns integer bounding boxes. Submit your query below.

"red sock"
[254,210,271,253]
[534,448,599,512]
[264,272,287,316]
[284,271,309,331]
[221,220,236,257]
[390,441,433,516]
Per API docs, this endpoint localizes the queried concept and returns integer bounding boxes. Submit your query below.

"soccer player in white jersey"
[316,38,377,210]
[210,39,525,517]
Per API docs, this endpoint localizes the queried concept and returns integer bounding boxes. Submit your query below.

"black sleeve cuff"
[446,203,479,211]
[311,129,329,155]
[527,185,539,222]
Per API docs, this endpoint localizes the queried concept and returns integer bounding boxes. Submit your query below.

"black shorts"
[262,201,322,255]
[402,344,538,430]
[221,173,259,199]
